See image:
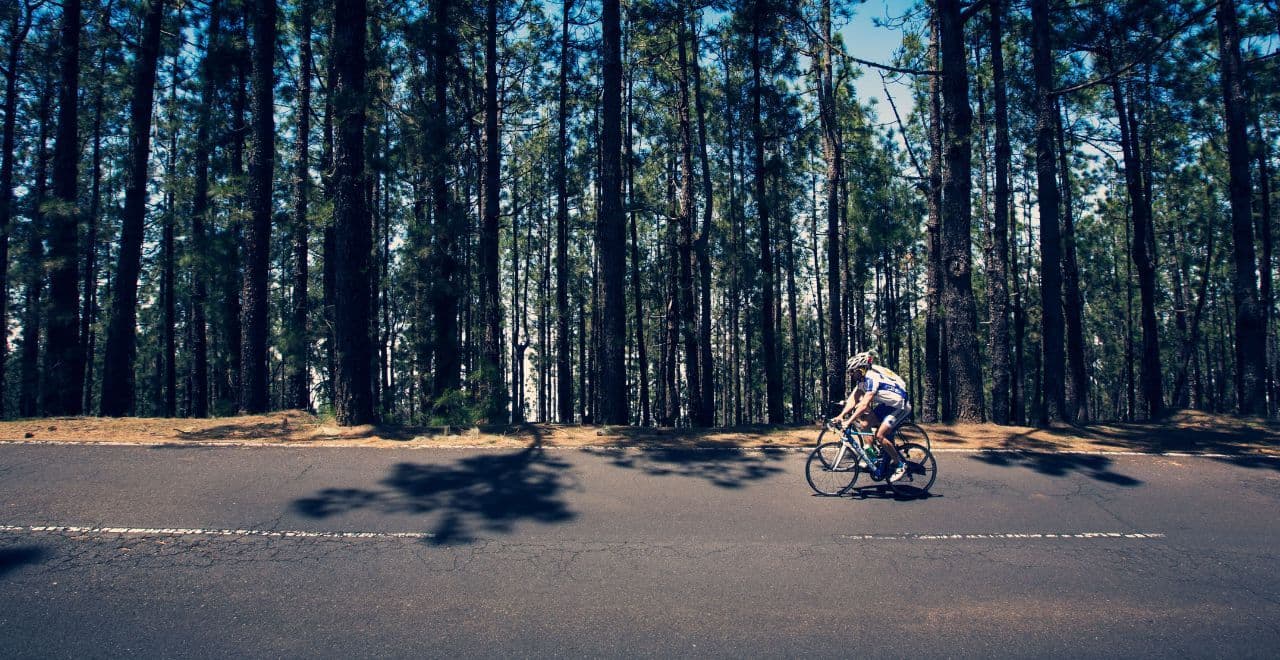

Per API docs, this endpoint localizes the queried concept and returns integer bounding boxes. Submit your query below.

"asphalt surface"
[1,442,1277,658]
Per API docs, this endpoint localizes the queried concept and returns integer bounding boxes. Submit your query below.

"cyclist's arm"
[848,391,873,427]
[833,389,862,426]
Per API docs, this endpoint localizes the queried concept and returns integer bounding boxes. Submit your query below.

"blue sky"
[840,0,920,121]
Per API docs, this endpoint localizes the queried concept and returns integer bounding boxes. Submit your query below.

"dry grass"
[0,408,1275,454]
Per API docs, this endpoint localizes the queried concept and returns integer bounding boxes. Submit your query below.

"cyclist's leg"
[874,404,908,464]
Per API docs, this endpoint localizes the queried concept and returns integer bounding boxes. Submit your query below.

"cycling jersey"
[861,365,910,408]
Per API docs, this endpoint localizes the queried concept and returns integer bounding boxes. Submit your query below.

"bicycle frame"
[825,423,882,475]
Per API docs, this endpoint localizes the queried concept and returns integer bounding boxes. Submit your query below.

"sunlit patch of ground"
[0,408,1275,454]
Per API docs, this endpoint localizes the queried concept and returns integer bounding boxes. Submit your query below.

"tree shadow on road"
[291,429,577,545]
[0,545,48,578]
[581,446,788,489]
[1210,454,1280,473]
[970,451,1143,486]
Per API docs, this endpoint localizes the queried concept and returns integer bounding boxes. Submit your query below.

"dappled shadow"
[0,545,48,578]
[925,410,1280,456]
[1209,453,1280,473]
[581,446,788,489]
[291,430,576,545]
[971,451,1143,486]
[175,419,422,442]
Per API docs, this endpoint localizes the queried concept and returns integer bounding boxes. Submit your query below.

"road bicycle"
[805,420,937,498]
[813,406,932,453]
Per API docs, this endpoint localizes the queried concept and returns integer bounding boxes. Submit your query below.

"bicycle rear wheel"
[806,442,860,496]
[887,442,936,498]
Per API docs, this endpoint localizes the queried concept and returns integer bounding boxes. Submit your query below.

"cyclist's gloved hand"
[828,417,843,428]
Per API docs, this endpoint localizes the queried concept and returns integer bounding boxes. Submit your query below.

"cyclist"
[830,351,912,483]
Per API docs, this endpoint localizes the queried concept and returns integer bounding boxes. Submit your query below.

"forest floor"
[0,409,1275,455]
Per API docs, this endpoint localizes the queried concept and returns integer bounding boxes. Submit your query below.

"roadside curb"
[0,438,1276,458]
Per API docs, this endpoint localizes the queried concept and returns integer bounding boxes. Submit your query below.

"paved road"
[1,442,1277,658]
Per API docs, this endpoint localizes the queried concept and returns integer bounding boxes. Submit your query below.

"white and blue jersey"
[861,365,911,425]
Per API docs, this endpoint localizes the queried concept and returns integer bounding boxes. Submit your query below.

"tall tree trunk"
[785,210,802,422]
[937,0,985,421]
[189,0,223,418]
[1031,0,1065,424]
[689,6,715,426]
[554,0,573,422]
[598,0,627,424]
[82,8,110,413]
[0,4,35,418]
[21,80,53,418]
[675,14,703,426]
[1218,0,1266,415]
[221,30,248,410]
[332,0,373,424]
[44,0,83,415]
[751,18,783,424]
[162,52,179,417]
[923,11,943,423]
[813,0,844,414]
[288,0,312,411]
[239,0,275,414]
[1110,72,1162,419]
[985,0,1011,425]
[479,0,505,421]
[429,0,460,398]
[626,50,650,426]
[99,0,168,417]
[1057,100,1088,421]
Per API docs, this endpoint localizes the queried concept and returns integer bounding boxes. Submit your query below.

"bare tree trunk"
[985,0,1011,425]
[626,53,650,426]
[938,0,985,421]
[239,0,275,414]
[21,81,53,418]
[923,11,943,423]
[1110,73,1162,419]
[675,15,703,426]
[1031,0,1065,424]
[287,0,313,411]
[429,0,460,398]
[598,0,628,424]
[690,7,715,426]
[0,3,36,418]
[478,0,505,421]
[331,0,374,424]
[1057,99,1088,421]
[162,51,179,417]
[100,0,168,416]
[555,0,573,422]
[1218,0,1266,415]
[750,18,783,424]
[44,0,83,415]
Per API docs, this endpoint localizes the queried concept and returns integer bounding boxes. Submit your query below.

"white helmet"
[846,351,875,373]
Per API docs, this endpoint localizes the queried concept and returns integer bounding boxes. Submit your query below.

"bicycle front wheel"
[806,442,860,496]
[887,442,936,498]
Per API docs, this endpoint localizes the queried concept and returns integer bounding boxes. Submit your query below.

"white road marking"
[0,524,433,540]
[0,524,1163,543]
[835,531,1165,541]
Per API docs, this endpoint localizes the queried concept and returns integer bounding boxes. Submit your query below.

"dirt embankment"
[0,409,1275,455]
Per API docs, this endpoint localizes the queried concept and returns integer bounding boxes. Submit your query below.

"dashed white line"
[835,531,1165,541]
[0,524,433,540]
